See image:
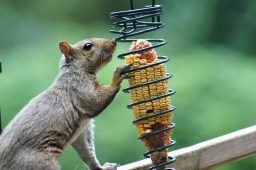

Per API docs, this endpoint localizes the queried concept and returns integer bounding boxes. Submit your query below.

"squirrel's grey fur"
[0,38,127,170]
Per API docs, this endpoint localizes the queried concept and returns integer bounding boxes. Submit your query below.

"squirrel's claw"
[102,162,119,170]
[121,64,131,79]
[120,64,131,74]
[112,64,131,87]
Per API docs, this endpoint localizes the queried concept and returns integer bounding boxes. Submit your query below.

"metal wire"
[110,0,176,169]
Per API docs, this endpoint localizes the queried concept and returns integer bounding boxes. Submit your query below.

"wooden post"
[118,125,256,170]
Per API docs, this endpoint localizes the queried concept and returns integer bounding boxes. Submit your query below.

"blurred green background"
[0,0,255,169]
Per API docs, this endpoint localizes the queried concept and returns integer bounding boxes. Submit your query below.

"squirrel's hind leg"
[71,120,118,170]
[71,120,102,170]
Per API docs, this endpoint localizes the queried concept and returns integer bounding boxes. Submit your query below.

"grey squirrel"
[0,38,129,170]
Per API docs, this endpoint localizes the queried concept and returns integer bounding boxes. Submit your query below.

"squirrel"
[0,38,129,170]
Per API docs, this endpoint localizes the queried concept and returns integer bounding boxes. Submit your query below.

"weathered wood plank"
[117,125,256,170]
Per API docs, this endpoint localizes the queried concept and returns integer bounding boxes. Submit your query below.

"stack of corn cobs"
[125,39,174,169]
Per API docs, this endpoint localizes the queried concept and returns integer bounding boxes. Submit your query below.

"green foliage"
[0,0,255,170]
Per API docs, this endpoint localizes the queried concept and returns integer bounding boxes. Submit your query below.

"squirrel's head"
[59,38,116,74]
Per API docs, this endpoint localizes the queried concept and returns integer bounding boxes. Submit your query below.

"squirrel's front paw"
[112,64,130,87]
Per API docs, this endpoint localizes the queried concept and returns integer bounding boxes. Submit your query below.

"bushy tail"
[0,62,2,135]
[0,111,2,135]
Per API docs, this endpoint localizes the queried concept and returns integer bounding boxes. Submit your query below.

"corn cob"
[125,39,173,169]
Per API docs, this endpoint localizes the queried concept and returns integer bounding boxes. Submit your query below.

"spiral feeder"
[110,0,176,170]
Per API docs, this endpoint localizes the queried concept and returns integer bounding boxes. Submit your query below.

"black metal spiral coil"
[110,0,176,169]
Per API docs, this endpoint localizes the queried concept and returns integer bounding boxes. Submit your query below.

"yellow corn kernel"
[140,59,147,65]
[133,63,140,67]
[146,106,153,110]
[147,67,154,71]
[140,69,147,74]
[134,58,140,63]
[147,75,154,79]
[140,74,147,79]
[147,71,155,75]
[134,72,140,76]
[126,40,173,139]
[143,95,150,99]
[141,79,147,83]
[142,86,149,91]
[149,85,157,90]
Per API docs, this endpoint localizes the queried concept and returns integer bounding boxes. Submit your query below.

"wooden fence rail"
[118,125,256,170]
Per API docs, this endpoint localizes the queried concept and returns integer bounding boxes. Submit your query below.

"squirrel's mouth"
[105,52,114,62]
[98,47,115,67]
[106,46,116,60]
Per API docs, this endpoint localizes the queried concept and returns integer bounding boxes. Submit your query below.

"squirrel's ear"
[59,41,72,56]
[59,41,74,63]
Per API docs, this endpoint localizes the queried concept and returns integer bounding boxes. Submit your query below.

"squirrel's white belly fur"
[69,119,91,144]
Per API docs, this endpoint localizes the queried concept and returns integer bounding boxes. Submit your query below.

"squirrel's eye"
[83,43,93,51]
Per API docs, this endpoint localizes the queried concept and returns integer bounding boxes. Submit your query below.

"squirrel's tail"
[0,112,1,136]
[0,62,2,135]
